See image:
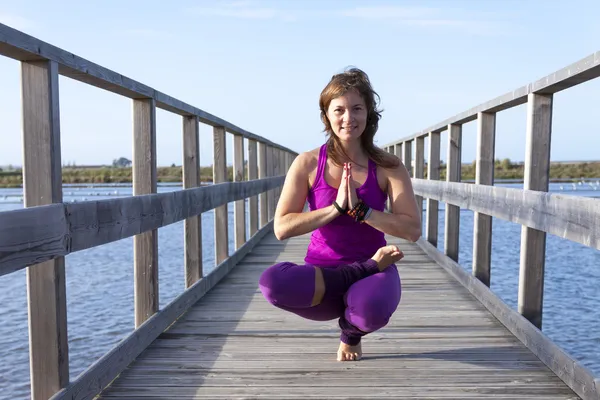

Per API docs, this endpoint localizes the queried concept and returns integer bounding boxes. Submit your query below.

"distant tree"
[501,158,511,170]
[112,157,132,168]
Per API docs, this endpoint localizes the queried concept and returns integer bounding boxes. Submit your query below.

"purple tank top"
[305,144,388,266]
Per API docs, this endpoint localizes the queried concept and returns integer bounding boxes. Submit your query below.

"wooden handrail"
[411,179,600,250]
[0,177,285,277]
[383,51,600,146]
[0,22,297,155]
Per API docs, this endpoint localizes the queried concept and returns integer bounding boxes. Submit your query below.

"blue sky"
[1,0,599,167]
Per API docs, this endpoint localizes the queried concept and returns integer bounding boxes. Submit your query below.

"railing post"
[445,123,462,262]
[519,93,553,329]
[473,112,496,287]
[394,143,402,160]
[403,140,412,177]
[258,142,268,227]
[267,146,275,221]
[415,136,425,221]
[426,131,440,246]
[248,139,259,237]
[274,148,281,208]
[213,126,228,264]
[183,115,202,287]
[22,60,69,400]
[233,134,246,249]
[133,98,158,328]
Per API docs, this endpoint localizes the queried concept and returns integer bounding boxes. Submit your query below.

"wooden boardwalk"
[97,233,579,399]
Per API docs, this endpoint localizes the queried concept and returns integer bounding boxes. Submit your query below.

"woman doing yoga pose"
[259,68,421,361]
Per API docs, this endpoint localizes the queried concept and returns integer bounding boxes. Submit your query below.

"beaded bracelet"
[347,201,371,223]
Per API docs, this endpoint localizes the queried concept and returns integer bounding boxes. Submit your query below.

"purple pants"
[258,259,401,345]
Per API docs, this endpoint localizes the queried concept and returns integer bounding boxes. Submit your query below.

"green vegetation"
[435,159,600,181]
[0,166,232,188]
[1,159,599,188]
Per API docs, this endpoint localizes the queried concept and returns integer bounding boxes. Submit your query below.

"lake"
[1,181,599,399]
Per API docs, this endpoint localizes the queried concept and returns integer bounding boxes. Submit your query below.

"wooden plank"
[49,222,274,400]
[414,136,425,221]
[94,233,580,400]
[416,238,597,400]
[0,176,285,277]
[213,126,228,265]
[426,131,440,246]
[0,23,297,155]
[182,115,202,286]
[411,179,600,251]
[258,142,268,228]
[233,134,246,249]
[0,204,67,276]
[247,139,259,237]
[445,123,462,262]
[472,112,496,287]
[519,93,553,329]
[21,59,69,400]
[133,98,158,328]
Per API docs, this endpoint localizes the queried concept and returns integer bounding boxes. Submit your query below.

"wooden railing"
[0,23,297,400]
[383,51,600,400]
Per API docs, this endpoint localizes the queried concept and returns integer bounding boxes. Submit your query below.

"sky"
[1,0,599,168]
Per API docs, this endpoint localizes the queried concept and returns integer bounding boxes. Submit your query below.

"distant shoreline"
[1,161,600,188]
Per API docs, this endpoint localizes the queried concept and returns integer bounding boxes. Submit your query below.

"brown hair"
[319,67,399,169]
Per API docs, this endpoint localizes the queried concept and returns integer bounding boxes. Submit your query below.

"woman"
[259,68,421,361]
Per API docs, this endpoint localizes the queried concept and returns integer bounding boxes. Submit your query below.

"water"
[0,182,599,399]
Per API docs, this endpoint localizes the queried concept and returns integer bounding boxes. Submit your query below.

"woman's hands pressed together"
[346,163,359,211]
[334,163,350,212]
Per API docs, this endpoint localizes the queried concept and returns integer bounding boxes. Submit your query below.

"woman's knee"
[349,297,399,332]
[258,262,314,308]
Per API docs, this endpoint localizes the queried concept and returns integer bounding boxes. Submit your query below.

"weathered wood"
[49,222,274,400]
[133,98,158,328]
[94,233,581,400]
[213,126,228,265]
[426,131,440,246]
[267,146,275,221]
[473,112,496,287]
[394,143,402,160]
[247,139,259,237]
[414,136,425,221]
[233,134,246,249]
[382,52,600,149]
[258,142,268,228]
[519,93,553,329]
[403,140,412,177]
[21,59,69,400]
[417,238,597,400]
[411,179,600,251]
[0,177,285,277]
[0,204,67,276]
[445,124,462,262]
[0,23,297,156]
[183,115,202,286]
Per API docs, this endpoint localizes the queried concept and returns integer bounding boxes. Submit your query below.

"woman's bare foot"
[337,341,362,361]
[370,245,404,271]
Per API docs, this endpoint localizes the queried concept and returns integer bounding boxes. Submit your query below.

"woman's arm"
[273,153,345,241]
[361,162,422,242]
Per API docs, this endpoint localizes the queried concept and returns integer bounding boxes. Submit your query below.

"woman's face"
[326,90,368,143]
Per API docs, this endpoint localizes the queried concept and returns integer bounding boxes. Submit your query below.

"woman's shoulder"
[293,146,321,171]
